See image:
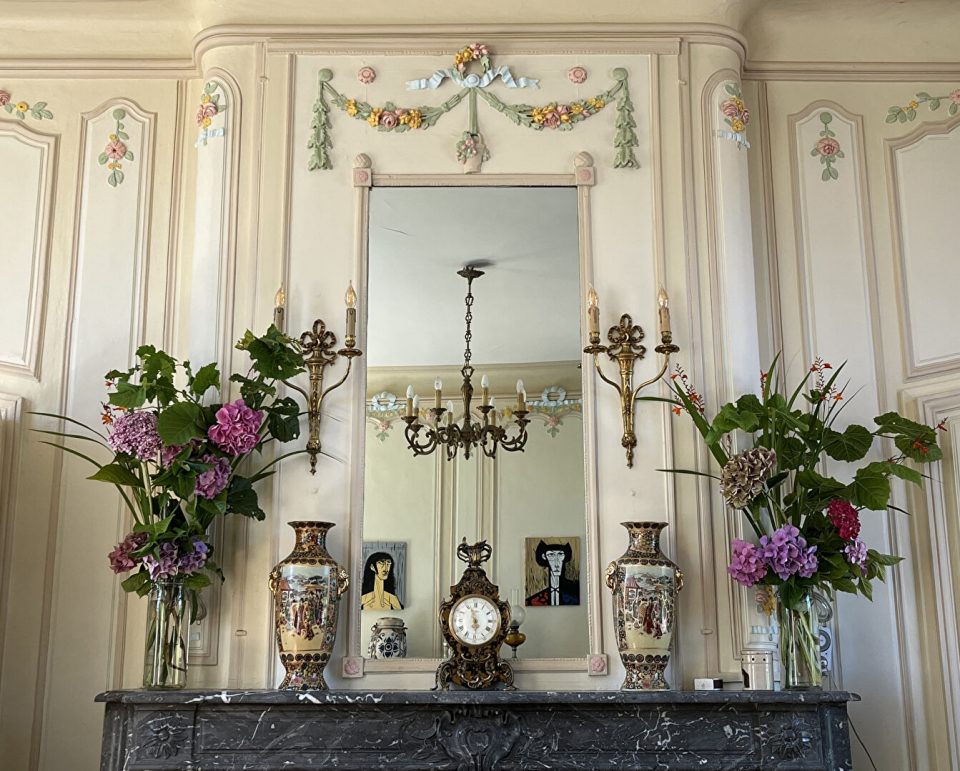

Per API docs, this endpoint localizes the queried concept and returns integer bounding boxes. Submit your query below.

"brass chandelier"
[401,266,530,461]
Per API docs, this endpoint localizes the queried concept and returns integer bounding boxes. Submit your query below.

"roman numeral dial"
[449,595,501,646]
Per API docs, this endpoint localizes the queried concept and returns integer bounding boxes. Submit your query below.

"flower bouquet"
[36,326,306,688]
[664,357,943,688]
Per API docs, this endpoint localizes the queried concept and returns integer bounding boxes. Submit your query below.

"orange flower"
[672,406,683,416]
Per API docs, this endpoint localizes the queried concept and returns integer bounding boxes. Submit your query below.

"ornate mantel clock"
[436,539,514,690]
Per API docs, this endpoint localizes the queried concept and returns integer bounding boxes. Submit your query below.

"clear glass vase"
[143,578,190,689]
[777,592,822,689]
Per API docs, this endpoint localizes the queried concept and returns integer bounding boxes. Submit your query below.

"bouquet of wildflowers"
[663,357,943,686]
[37,326,306,604]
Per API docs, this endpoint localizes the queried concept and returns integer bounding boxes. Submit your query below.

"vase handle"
[337,566,350,596]
[604,561,618,591]
[268,570,278,595]
[675,568,684,592]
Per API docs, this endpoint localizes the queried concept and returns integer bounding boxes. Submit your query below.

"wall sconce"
[583,287,679,468]
[274,283,363,475]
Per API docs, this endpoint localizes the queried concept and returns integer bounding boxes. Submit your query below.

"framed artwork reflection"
[360,541,407,610]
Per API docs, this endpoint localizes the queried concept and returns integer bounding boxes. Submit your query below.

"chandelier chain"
[463,275,474,379]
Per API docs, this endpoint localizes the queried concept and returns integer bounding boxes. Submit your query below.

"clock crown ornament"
[458,538,493,567]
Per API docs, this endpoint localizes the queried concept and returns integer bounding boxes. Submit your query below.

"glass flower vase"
[776,592,822,689]
[143,578,190,689]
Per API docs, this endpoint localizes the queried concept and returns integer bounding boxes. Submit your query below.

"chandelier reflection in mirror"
[401,266,530,460]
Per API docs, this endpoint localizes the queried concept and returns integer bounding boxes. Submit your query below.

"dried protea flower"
[720,447,777,508]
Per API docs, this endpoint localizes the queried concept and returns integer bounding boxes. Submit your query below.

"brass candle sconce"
[583,287,679,468]
[274,284,363,475]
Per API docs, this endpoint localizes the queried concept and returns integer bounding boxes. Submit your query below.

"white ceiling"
[366,186,582,368]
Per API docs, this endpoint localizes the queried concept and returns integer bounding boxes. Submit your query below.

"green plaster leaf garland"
[887,88,960,123]
[810,111,844,182]
[98,108,135,188]
[0,89,54,121]
[307,46,640,171]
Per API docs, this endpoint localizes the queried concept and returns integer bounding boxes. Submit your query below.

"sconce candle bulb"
[516,379,526,411]
[481,374,490,406]
[434,378,442,409]
[587,285,600,342]
[657,286,671,339]
[446,400,455,425]
[490,397,497,425]
[273,286,286,332]
[405,385,414,417]
[344,281,358,346]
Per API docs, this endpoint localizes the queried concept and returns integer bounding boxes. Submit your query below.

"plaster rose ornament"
[357,66,376,85]
[97,108,134,187]
[378,111,399,129]
[810,112,844,182]
[0,91,9,106]
[455,130,490,173]
[196,101,218,128]
[567,66,588,84]
[1,91,53,121]
[195,82,227,147]
[716,83,751,149]
[887,86,960,121]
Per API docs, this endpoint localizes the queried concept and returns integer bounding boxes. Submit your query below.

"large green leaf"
[191,362,221,397]
[823,424,873,461]
[867,460,923,486]
[88,463,143,487]
[120,570,152,595]
[895,434,943,463]
[226,477,265,520]
[109,381,147,409]
[157,402,205,445]
[848,466,891,510]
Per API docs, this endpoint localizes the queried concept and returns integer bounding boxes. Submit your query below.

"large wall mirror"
[352,169,601,671]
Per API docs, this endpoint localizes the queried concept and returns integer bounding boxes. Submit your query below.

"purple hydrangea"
[727,539,768,587]
[178,538,211,574]
[208,399,263,455]
[759,524,819,581]
[107,410,162,460]
[160,443,185,467]
[844,539,867,571]
[195,454,231,499]
[107,531,148,574]
[142,542,180,581]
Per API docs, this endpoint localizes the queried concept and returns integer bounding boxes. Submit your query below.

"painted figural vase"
[605,522,683,689]
[269,521,349,690]
[368,616,408,659]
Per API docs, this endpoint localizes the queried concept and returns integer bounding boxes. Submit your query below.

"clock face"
[449,595,501,646]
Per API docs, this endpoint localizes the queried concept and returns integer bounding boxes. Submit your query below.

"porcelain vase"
[368,616,408,659]
[605,521,683,689]
[269,521,349,690]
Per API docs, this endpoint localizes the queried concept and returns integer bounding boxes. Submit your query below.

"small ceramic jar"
[368,617,408,659]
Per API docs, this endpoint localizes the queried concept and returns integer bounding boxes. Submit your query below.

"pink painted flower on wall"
[815,137,841,156]
[378,111,399,129]
[950,89,960,105]
[811,111,844,182]
[357,66,376,85]
[105,139,127,160]
[0,91,9,107]
[720,98,741,118]
[196,101,218,128]
[567,66,588,84]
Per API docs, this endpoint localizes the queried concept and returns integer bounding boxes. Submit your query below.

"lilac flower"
[844,539,867,571]
[208,399,263,455]
[759,524,819,581]
[195,454,231,499]
[142,542,180,581]
[178,537,211,574]
[107,531,148,574]
[107,410,162,460]
[727,539,768,587]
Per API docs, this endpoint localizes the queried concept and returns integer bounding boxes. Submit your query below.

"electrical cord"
[848,714,879,770]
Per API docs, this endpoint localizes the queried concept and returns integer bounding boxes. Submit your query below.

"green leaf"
[858,577,873,601]
[157,401,205,445]
[822,168,831,182]
[108,172,118,187]
[88,463,143,486]
[117,130,129,140]
[124,151,134,161]
[98,152,108,164]
[109,381,147,409]
[848,466,891,510]
[112,108,126,120]
[121,570,152,594]
[191,362,221,397]
[832,577,859,594]
[867,460,922,486]
[895,433,943,462]
[226,477,265,520]
[885,113,900,124]
[950,103,959,116]
[931,99,941,111]
[869,550,904,567]
[823,424,873,461]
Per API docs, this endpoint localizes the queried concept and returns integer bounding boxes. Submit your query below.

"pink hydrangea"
[108,531,148,574]
[195,454,231,499]
[208,399,262,455]
[727,539,768,587]
[108,410,162,460]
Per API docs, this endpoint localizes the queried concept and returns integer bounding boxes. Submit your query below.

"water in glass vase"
[777,592,822,689]
[143,578,190,689]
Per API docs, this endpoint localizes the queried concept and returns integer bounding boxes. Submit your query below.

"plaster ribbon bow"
[406,66,539,91]
[715,128,751,150]
[195,127,225,148]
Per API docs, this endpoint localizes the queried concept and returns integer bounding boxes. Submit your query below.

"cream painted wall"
[0,16,957,771]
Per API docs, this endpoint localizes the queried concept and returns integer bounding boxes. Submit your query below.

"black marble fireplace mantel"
[96,688,859,770]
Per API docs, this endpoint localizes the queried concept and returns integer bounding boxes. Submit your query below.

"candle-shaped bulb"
[273,286,286,331]
[446,400,454,425]
[481,374,489,388]
[516,379,525,395]
[406,385,414,398]
[657,285,671,337]
[345,281,358,342]
[516,379,526,411]
[405,385,414,417]
[481,373,490,406]
[490,397,498,425]
[412,393,420,411]
[434,378,442,409]
[587,285,600,338]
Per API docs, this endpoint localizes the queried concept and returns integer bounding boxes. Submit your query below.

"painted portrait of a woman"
[360,551,404,610]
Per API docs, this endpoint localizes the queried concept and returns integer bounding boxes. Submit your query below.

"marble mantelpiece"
[97,688,858,770]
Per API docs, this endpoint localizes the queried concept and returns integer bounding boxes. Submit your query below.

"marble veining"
[97,689,858,770]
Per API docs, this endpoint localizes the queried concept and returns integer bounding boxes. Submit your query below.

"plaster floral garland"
[98,108,135,187]
[307,46,641,171]
[0,90,54,121]
[810,112,843,182]
[716,82,751,149]
[887,88,960,123]
[195,81,226,148]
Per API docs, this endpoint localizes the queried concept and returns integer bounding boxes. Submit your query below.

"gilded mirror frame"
[342,151,607,678]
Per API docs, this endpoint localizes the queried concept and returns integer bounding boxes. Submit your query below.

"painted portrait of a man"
[525,537,581,607]
[360,541,407,610]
